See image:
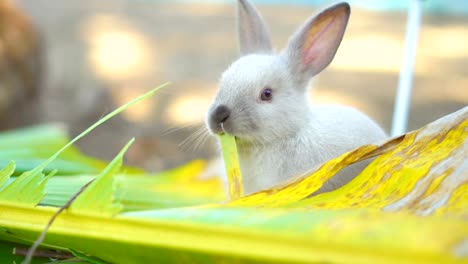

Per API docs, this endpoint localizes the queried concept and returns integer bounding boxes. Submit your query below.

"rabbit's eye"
[260,88,273,101]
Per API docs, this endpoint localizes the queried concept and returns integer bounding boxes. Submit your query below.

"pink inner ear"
[302,16,338,67]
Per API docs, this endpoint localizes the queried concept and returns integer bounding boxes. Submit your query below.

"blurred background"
[1,0,467,171]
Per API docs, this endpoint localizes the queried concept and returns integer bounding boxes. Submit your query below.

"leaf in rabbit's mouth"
[219,134,243,199]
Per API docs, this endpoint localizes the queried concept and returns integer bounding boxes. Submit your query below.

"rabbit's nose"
[212,105,231,125]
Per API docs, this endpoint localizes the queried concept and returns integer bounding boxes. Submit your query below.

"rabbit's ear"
[282,3,350,84]
[238,0,273,55]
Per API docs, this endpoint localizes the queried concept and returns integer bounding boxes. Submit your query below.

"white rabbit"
[205,0,387,195]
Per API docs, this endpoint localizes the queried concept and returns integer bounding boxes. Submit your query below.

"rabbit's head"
[206,0,350,143]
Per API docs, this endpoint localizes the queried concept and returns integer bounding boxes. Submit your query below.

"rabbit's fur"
[206,0,387,195]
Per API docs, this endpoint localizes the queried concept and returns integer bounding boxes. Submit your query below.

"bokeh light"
[81,14,153,82]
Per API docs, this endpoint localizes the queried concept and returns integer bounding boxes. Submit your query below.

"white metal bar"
[391,0,423,137]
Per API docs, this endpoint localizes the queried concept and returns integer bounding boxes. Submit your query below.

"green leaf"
[0,204,466,264]
[0,169,47,206]
[69,139,135,215]
[41,160,225,211]
[0,161,15,189]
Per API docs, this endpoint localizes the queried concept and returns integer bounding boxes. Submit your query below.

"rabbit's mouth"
[207,119,231,135]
